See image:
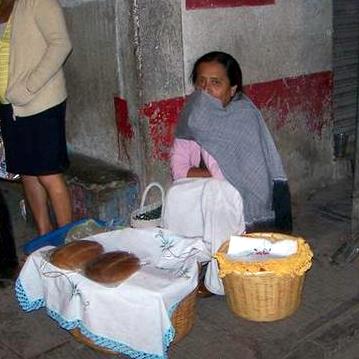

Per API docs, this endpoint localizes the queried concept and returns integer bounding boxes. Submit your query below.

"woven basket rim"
[130,202,163,228]
[217,232,306,254]
[131,201,162,216]
[216,232,313,276]
[70,286,198,352]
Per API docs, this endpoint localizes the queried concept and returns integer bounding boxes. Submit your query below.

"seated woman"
[163,51,292,296]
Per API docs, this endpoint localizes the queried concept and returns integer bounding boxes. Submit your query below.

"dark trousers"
[0,190,18,273]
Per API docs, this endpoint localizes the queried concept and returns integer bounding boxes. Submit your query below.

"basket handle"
[140,182,165,212]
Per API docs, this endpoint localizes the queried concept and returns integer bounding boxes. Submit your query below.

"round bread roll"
[50,240,104,270]
[84,251,140,284]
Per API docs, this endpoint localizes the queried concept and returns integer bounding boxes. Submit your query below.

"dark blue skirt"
[0,101,69,176]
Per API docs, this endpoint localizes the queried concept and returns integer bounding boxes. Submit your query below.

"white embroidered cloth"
[227,235,297,262]
[163,178,245,295]
[16,228,208,359]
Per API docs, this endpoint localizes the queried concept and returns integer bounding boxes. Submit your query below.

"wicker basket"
[217,233,311,322]
[70,286,197,354]
[130,182,165,228]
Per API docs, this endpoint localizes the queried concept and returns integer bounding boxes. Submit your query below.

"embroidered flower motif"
[40,252,90,309]
[251,248,272,256]
[155,230,200,279]
[156,230,175,256]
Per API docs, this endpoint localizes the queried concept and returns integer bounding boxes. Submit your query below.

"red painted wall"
[139,71,332,161]
[140,97,186,161]
[246,71,333,133]
[186,0,275,10]
[114,96,134,140]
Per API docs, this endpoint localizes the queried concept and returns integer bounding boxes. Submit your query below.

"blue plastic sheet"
[22,218,107,255]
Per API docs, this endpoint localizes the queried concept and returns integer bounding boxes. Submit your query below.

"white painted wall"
[181,0,332,92]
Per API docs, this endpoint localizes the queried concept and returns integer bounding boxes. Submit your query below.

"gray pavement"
[1,178,359,359]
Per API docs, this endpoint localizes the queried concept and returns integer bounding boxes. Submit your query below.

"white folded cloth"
[163,178,245,295]
[16,228,208,359]
[227,235,297,262]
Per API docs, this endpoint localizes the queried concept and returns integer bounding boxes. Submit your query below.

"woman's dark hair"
[191,51,243,94]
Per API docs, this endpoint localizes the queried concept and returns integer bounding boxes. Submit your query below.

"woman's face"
[194,61,237,106]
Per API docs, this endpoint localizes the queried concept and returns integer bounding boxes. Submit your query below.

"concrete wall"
[182,0,332,87]
[114,0,144,179]
[136,0,184,186]
[61,0,183,185]
[180,0,334,199]
[62,0,121,167]
[60,0,337,203]
[60,0,144,221]
[139,0,336,202]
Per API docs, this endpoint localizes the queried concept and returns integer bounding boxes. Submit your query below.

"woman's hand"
[187,167,212,178]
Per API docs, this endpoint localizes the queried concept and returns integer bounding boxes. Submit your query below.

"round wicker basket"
[130,182,165,228]
[216,233,312,322]
[70,286,198,354]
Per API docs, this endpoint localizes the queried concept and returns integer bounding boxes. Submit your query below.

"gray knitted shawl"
[175,90,287,226]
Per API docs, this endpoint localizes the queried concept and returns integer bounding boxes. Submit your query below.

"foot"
[0,264,20,288]
[0,279,13,289]
[0,263,20,281]
[197,281,214,298]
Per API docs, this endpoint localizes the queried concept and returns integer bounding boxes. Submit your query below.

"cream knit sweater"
[5,0,72,116]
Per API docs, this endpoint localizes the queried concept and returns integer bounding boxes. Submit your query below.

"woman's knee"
[38,173,68,194]
[204,179,243,204]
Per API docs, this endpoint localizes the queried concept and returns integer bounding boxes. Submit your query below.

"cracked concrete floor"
[1,178,359,359]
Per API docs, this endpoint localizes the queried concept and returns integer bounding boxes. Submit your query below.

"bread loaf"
[85,251,140,284]
[50,240,104,270]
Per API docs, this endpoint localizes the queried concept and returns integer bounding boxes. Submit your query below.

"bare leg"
[22,175,53,235]
[39,173,72,228]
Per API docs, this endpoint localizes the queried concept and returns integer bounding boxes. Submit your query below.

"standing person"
[164,51,292,296]
[0,190,18,286]
[0,0,73,236]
